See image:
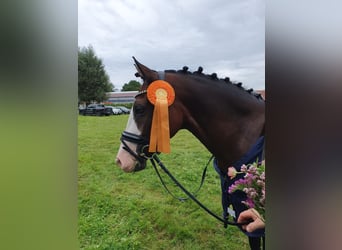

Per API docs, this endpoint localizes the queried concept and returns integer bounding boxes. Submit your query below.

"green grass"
[78,115,249,249]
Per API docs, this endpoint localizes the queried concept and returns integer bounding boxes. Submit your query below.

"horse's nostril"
[115,158,122,167]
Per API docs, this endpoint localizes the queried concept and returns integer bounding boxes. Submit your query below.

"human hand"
[237,208,265,233]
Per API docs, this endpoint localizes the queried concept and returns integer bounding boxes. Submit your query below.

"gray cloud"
[79,0,264,90]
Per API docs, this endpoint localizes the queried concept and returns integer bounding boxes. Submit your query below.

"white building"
[106,91,138,104]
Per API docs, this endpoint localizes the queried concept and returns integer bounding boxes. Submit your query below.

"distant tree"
[78,45,114,105]
[121,80,141,91]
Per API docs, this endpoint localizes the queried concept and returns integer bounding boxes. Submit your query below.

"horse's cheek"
[169,111,183,137]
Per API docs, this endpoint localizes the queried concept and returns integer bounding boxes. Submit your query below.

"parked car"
[83,104,112,116]
[79,107,86,115]
[116,106,131,114]
[106,106,123,115]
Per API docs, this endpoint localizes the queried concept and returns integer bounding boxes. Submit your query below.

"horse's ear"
[132,57,158,83]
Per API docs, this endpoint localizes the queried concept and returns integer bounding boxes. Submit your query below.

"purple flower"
[228,184,236,194]
[240,164,247,172]
[257,180,264,187]
[247,166,257,174]
[227,161,266,218]
[242,198,255,208]
[260,172,265,181]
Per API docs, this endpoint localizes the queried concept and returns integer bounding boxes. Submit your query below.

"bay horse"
[116,58,265,250]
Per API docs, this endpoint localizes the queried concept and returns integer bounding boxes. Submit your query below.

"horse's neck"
[178,79,264,172]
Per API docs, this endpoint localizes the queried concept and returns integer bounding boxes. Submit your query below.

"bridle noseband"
[120,131,153,171]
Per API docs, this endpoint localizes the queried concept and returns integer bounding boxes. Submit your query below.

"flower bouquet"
[227,161,265,220]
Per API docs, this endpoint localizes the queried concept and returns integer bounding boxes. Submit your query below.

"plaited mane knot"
[135,72,141,77]
[247,88,254,93]
[224,77,230,83]
[182,66,189,73]
[194,66,203,74]
[236,82,243,88]
[210,73,218,80]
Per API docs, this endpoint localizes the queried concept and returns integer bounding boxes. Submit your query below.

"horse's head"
[116,58,183,172]
[116,58,265,173]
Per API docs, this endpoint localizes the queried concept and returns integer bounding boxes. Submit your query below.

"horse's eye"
[134,105,145,115]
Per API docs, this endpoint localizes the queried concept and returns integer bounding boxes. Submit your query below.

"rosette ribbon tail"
[147,80,175,153]
[149,97,170,153]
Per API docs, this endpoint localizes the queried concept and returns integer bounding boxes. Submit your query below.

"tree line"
[78,45,141,105]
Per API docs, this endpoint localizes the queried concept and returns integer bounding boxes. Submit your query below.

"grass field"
[78,115,249,249]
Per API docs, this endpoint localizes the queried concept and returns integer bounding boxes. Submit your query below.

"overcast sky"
[78,0,264,91]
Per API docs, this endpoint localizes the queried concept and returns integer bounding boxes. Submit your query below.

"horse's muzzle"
[119,131,151,172]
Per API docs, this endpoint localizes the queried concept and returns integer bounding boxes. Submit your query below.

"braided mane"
[135,65,264,100]
[165,66,264,100]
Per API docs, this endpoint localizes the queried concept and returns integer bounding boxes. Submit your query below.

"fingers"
[237,209,256,231]
[237,209,265,232]
[245,218,265,232]
[237,209,258,223]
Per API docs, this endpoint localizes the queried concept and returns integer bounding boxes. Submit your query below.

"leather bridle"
[119,71,164,171]
[120,131,152,172]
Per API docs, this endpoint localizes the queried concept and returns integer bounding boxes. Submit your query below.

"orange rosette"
[146,80,175,153]
[147,80,175,106]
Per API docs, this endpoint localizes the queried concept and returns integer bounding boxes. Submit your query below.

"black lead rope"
[149,154,248,227]
[151,155,214,202]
